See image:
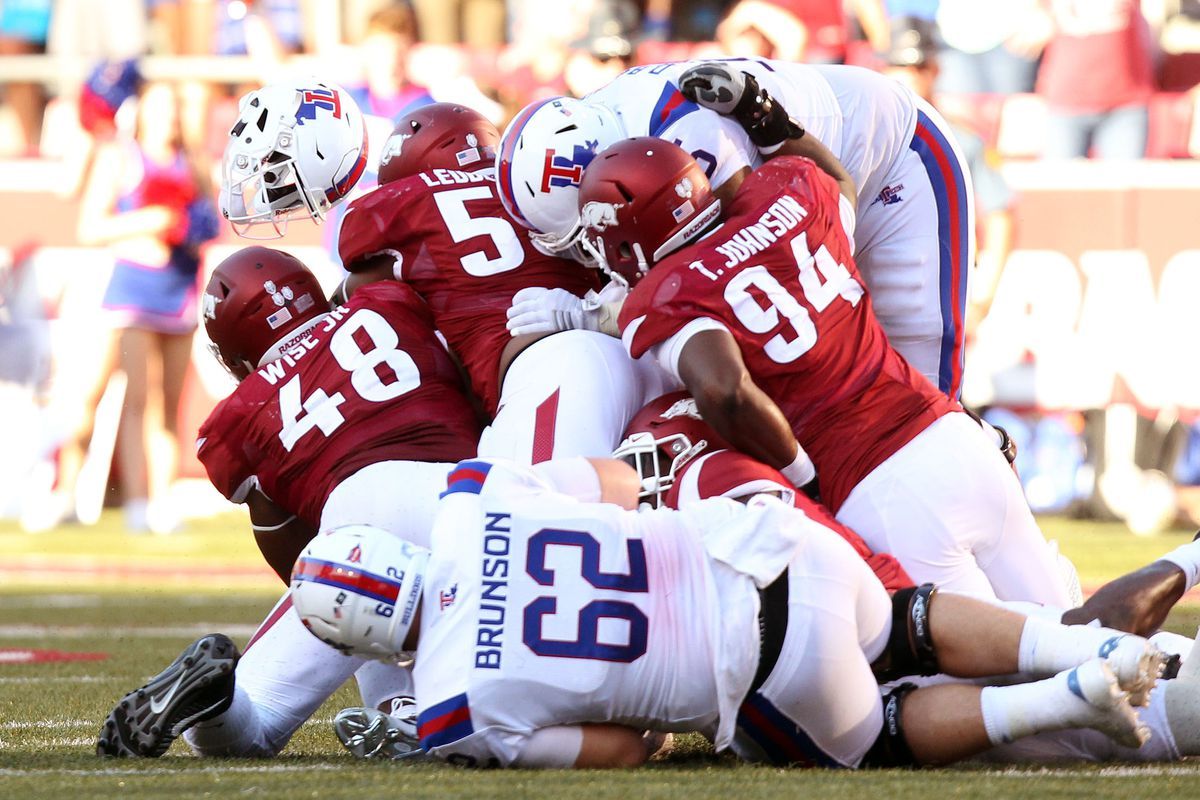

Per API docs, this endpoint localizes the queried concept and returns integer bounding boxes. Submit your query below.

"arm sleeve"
[644,316,731,383]
[195,409,257,504]
[512,725,585,768]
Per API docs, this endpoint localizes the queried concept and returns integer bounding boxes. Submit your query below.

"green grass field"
[3,512,1200,798]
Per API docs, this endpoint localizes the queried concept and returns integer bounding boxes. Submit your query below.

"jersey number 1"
[278,309,420,451]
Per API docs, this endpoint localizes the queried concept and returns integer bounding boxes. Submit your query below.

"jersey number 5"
[434,186,526,276]
[522,528,649,663]
[278,309,420,451]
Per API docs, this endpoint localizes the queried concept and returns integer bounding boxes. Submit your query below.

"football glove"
[679,62,805,150]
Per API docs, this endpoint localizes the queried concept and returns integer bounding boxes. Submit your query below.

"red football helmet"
[577,137,722,287]
[377,102,498,185]
[613,391,731,508]
[202,246,328,380]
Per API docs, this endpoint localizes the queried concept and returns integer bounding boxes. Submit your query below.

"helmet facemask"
[222,129,321,239]
[613,430,709,509]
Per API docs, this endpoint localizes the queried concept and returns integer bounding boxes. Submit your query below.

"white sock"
[1158,540,1200,592]
[980,671,1092,745]
[183,684,271,757]
[1017,616,1126,676]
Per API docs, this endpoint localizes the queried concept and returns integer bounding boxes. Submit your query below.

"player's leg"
[854,98,975,399]
[319,460,454,549]
[479,330,676,463]
[116,326,152,529]
[183,592,365,757]
[838,412,1073,607]
[732,527,893,767]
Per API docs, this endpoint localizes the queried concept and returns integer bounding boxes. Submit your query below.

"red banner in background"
[963,161,1200,416]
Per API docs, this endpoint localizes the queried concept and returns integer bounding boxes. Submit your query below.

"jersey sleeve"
[337,179,426,271]
[195,399,257,504]
[659,110,757,190]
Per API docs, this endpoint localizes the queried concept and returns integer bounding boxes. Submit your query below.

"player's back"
[414,460,750,766]
[587,60,914,208]
[338,168,599,413]
[622,158,956,510]
[197,281,480,527]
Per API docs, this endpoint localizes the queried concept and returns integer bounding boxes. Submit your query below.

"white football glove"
[507,282,631,337]
[507,287,598,336]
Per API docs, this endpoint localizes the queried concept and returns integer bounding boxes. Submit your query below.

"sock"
[980,671,1093,745]
[183,684,270,756]
[1017,616,1128,676]
[1158,541,1200,592]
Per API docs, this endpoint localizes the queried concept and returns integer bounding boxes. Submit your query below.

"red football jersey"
[197,281,480,527]
[338,169,600,414]
[621,157,959,511]
[668,448,914,592]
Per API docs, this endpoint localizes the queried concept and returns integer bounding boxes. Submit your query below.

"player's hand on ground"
[679,63,751,116]
[507,287,596,336]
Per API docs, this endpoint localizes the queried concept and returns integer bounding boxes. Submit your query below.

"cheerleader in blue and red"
[77,81,219,533]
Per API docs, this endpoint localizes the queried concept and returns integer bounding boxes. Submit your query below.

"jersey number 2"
[522,528,649,663]
[278,309,420,451]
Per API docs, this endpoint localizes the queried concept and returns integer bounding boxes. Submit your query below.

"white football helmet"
[290,525,429,661]
[496,96,625,261]
[221,79,367,238]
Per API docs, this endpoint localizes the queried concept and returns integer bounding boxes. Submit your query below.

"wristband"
[780,446,816,487]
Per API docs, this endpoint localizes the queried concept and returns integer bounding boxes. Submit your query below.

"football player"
[289,458,1166,769]
[497,59,974,398]
[230,95,674,462]
[571,137,1061,608]
[97,246,480,758]
[614,397,1200,766]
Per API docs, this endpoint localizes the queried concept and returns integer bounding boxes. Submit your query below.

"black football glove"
[678,62,805,150]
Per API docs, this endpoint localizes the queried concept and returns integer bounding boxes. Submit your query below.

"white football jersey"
[586,59,917,213]
[412,459,806,766]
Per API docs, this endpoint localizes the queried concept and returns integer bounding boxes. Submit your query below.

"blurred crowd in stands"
[2,0,1200,160]
[1,0,1199,536]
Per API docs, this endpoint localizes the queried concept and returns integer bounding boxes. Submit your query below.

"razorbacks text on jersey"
[620,157,958,511]
[338,167,600,414]
[411,459,820,766]
[196,281,480,527]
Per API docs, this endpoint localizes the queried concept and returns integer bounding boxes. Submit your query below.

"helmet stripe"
[327,123,370,202]
[497,98,558,228]
[292,557,401,605]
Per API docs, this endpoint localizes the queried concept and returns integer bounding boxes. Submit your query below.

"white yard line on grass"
[0,764,344,776]
[0,624,258,638]
[0,676,112,684]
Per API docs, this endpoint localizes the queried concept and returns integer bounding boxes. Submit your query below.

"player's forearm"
[689,370,800,471]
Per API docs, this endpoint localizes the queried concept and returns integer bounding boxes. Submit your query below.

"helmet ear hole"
[618,242,633,260]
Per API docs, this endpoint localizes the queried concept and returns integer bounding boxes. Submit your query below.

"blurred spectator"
[416,0,505,46]
[717,0,890,63]
[1037,0,1157,159]
[0,0,51,155]
[75,81,219,534]
[882,17,1014,335]
[348,3,433,119]
[935,0,1046,94]
[564,0,640,97]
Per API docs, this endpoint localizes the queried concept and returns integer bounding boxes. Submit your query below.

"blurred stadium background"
[0,2,1198,553]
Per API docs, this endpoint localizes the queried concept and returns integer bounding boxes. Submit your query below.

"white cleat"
[1098,634,1167,707]
[1066,658,1150,749]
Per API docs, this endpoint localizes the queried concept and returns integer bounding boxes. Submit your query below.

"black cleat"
[97,633,239,757]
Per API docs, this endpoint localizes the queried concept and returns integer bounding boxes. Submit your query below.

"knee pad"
[872,584,939,683]
[860,683,919,768]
